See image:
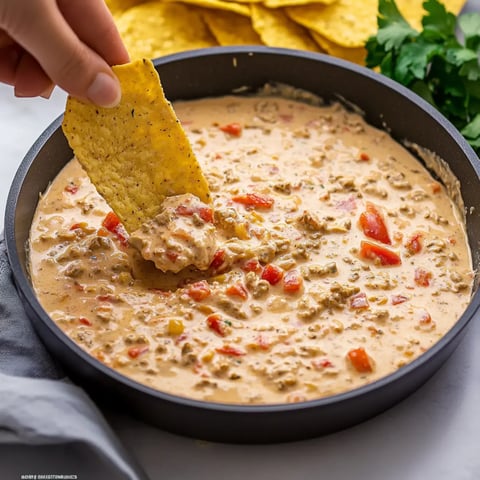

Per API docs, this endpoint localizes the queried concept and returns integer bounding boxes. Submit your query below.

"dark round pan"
[5,46,480,444]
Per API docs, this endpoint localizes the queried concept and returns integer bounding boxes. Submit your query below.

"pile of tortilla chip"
[106,0,466,66]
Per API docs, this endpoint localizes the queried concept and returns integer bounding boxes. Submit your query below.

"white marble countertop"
[1,78,480,479]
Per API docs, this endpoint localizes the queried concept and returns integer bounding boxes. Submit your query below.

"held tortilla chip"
[62,58,211,233]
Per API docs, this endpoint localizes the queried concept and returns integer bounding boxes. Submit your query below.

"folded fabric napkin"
[0,234,149,479]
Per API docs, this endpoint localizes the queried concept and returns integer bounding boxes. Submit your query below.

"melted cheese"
[29,95,473,405]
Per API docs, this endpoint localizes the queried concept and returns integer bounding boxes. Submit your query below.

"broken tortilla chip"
[62,58,211,233]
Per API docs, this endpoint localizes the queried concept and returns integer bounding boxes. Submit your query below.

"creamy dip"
[28,94,474,404]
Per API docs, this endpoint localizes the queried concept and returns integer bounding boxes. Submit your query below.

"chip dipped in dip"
[28,90,474,405]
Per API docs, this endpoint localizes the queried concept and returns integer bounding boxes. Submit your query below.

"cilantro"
[366,0,480,155]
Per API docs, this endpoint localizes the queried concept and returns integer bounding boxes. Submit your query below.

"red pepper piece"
[347,347,373,373]
[175,204,214,223]
[261,264,284,285]
[350,292,369,309]
[209,249,226,270]
[414,267,432,287]
[206,314,228,337]
[215,345,245,356]
[359,202,391,245]
[232,193,274,209]
[78,317,92,326]
[226,282,248,300]
[187,280,211,301]
[391,294,409,305]
[102,212,129,246]
[359,241,401,266]
[127,346,149,359]
[241,258,263,273]
[405,233,423,254]
[219,122,242,136]
[283,270,303,293]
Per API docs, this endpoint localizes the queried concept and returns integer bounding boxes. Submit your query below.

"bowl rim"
[5,45,480,415]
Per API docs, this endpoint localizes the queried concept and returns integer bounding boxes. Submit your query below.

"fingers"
[1,0,128,106]
[13,52,54,98]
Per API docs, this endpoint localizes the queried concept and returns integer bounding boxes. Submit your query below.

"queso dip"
[28,94,473,404]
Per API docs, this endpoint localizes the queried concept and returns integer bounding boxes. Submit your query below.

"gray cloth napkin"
[0,235,149,479]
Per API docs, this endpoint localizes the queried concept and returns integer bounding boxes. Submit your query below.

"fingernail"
[87,72,121,108]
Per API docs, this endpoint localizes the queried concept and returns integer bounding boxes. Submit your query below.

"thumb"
[2,0,122,107]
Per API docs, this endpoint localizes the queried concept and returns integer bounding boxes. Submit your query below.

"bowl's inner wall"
[12,48,480,286]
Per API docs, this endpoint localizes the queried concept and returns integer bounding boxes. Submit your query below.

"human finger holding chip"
[0,0,129,107]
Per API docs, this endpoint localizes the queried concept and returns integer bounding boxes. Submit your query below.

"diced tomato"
[219,122,242,136]
[215,345,245,356]
[261,263,284,285]
[358,152,370,161]
[359,202,391,245]
[359,241,402,266]
[206,314,228,337]
[391,294,409,305]
[64,183,79,194]
[232,193,274,209]
[430,182,442,194]
[209,249,226,270]
[78,317,92,326]
[175,204,214,223]
[414,267,432,287]
[102,211,121,231]
[241,258,262,273]
[127,346,149,359]
[283,270,303,293]
[102,211,129,246]
[226,282,248,300]
[187,280,211,301]
[419,311,433,324]
[347,347,373,373]
[350,292,369,310]
[312,358,333,369]
[405,233,423,254]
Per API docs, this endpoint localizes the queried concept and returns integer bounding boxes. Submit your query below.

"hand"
[0,0,129,107]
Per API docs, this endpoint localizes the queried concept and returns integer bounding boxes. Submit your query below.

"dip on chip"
[62,58,211,233]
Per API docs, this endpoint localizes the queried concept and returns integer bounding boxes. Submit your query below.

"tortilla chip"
[202,10,262,45]
[311,32,366,65]
[251,4,321,51]
[263,0,336,8]
[286,1,378,48]
[397,0,466,30]
[62,58,211,233]
[116,2,217,60]
[105,0,143,16]
[161,0,251,15]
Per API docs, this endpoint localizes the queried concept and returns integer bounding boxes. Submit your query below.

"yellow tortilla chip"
[263,0,336,7]
[116,2,217,60]
[311,31,366,65]
[251,4,321,51]
[202,10,262,45]
[286,1,378,48]
[62,58,211,233]
[161,0,251,15]
[397,0,466,30]
[105,0,143,16]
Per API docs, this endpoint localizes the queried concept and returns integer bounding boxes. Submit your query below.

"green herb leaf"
[365,0,480,156]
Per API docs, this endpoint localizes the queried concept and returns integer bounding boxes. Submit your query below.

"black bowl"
[5,46,480,443]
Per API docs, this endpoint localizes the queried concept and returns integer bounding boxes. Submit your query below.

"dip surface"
[29,94,473,404]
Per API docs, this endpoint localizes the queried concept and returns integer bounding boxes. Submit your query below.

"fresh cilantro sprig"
[366,0,480,154]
